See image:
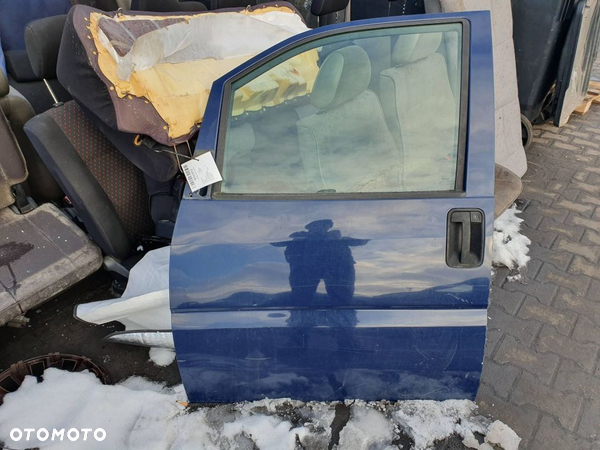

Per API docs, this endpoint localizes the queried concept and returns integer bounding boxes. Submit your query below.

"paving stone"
[522,185,559,205]
[554,237,600,263]
[489,289,525,315]
[521,225,557,249]
[573,138,600,149]
[568,214,600,233]
[519,208,545,228]
[536,325,599,372]
[538,217,585,242]
[564,130,592,139]
[554,359,600,399]
[554,198,595,216]
[479,359,520,399]
[584,166,600,175]
[522,258,543,280]
[504,278,559,305]
[574,170,591,182]
[495,336,558,384]
[542,131,572,142]
[555,141,585,153]
[581,229,600,247]
[512,372,584,431]
[531,137,552,147]
[521,202,569,222]
[586,279,600,302]
[573,316,600,346]
[562,187,584,202]
[487,304,542,346]
[582,126,600,136]
[476,383,541,445]
[547,180,567,192]
[518,296,578,335]
[554,167,580,182]
[484,328,503,357]
[570,181,600,195]
[529,244,572,271]
[532,415,592,450]
[537,264,589,297]
[570,255,600,280]
[554,289,600,325]
[577,401,600,441]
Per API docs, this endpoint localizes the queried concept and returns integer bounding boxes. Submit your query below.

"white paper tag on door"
[181,152,223,193]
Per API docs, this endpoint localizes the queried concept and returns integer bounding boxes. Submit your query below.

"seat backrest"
[0,69,63,202]
[210,0,255,9]
[296,45,402,193]
[0,0,71,52]
[3,13,72,114]
[24,101,154,259]
[379,32,457,191]
[130,0,207,10]
[72,0,121,10]
[0,104,27,210]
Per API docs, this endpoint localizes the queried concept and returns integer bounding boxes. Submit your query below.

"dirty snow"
[483,421,521,450]
[148,347,176,367]
[493,205,531,276]
[0,369,520,450]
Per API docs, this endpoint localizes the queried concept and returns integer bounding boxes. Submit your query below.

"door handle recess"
[446,209,484,268]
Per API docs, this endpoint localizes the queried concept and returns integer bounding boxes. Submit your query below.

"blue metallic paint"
[171,11,495,403]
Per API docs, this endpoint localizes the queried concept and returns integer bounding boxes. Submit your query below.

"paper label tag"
[181,152,223,192]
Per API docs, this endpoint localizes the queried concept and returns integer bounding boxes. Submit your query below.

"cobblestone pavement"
[477,62,600,449]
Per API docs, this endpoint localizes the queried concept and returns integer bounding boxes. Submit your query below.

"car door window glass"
[218,23,464,196]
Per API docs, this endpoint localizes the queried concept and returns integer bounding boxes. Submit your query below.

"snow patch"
[484,420,521,450]
[0,370,521,450]
[149,347,176,367]
[338,407,394,449]
[493,205,531,273]
[390,400,487,450]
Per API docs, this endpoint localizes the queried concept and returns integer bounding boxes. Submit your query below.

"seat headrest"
[392,32,442,66]
[25,14,68,79]
[311,45,371,111]
[311,0,350,16]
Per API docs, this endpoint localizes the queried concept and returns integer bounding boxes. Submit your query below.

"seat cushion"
[46,102,154,240]
[0,203,102,326]
[25,101,154,259]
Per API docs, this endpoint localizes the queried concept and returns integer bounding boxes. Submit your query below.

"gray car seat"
[0,100,101,326]
[379,32,458,191]
[0,70,63,203]
[3,12,72,114]
[130,0,207,10]
[296,45,402,193]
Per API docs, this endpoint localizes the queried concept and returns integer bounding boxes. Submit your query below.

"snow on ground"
[493,205,531,280]
[148,347,176,367]
[0,369,520,450]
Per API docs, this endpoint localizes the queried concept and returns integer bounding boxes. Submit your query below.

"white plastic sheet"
[75,246,171,331]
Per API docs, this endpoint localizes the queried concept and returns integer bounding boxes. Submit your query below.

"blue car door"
[170,11,495,403]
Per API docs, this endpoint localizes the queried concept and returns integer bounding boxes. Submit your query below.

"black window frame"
[211,18,471,201]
